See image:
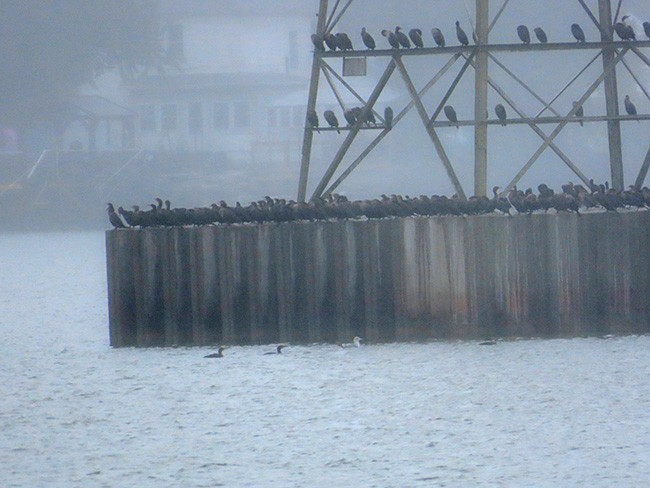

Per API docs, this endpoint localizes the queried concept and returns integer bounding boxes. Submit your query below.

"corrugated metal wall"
[106,212,650,347]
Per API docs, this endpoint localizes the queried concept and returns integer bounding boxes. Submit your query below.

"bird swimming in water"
[311,34,325,51]
[409,28,424,48]
[431,27,446,47]
[534,27,548,43]
[571,23,586,42]
[340,336,363,348]
[517,25,530,44]
[395,26,411,48]
[444,105,459,128]
[307,110,320,133]
[324,110,340,133]
[572,102,584,126]
[479,339,497,346]
[381,29,400,49]
[624,95,637,116]
[384,106,393,129]
[107,203,126,228]
[456,21,469,46]
[205,346,226,358]
[264,344,287,355]
[495,104,507,126]
[361,27,375,50]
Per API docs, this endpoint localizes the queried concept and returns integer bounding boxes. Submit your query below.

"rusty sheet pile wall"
[106,212,650,347]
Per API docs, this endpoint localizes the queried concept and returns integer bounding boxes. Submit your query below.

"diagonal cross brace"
[394,56,466,199]
[310,59,396,200]
[504,47,629,192]
[427,52,476,127]
[324,54,463,196]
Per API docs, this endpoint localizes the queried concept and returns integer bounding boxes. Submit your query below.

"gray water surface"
[1,231,649,487]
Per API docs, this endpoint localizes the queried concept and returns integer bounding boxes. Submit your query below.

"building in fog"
[126,0,314,167]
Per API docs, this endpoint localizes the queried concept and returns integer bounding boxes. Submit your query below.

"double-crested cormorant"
[644,21,650,39]
[361,27,375,50]
[324,33,338,51]
[264,344,287,355]
[335,32,353,50]
[107,203,126,228]
[534,27,548,43]
[614,22,631,40]
[572,102,584,126]
[344,108,357,127]
[456,21,469,46]
[444,105,459,128]
[431,27,446,47]
[384,106,393,129]
[311,34,325,51]
[624,95,637,115]
[495,104,507,126]
[307,110,320,133]
[381,29,400,49]
[205,346,226,358]
[621,16,636,40]
[409,28,424,48]
[517,25,530,44]
[324,110,340,133]
[571,23,586,42]
[395,26,411,48]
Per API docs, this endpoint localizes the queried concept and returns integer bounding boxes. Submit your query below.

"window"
[167,23,184,61]
[188,102,203,135]
[213,102,230,129]
[140,105,155,132]
[161,104,177,131]
[233,101,250,129]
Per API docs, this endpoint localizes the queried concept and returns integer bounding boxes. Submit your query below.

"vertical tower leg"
[298,0,329,202]
[599,0,624,190]
[474,0,489,197]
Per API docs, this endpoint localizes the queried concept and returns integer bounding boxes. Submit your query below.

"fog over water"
[2,231,650,487]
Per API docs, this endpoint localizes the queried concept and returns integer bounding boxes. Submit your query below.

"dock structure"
[107,211,650,347]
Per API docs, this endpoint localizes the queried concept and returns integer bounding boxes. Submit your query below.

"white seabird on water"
[340,336,363,348]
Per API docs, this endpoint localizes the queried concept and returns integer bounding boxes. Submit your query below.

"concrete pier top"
[106,211,650,347]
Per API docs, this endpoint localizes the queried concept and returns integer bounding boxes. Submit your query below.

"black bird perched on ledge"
[324,110,340,133]
[395,26,411,48]
[621,16,636,40]
[431,27,446,47]
[534,27,548,43]
[517,25,531,44]
[444,105,459,128]
[381,29,400,49]
[573,102,584,126]
[344,108,357,127]
[384,106,393,129]
[644,21,650,39]
[456,21,469,46]
[324,33,338,51]
[624,95,637,116]
[361,27,375,50]
[495,104,507,126]
[571,23,586,42]
[107,203,126,228]
[307,110,320,133]
[311,34,325,51]
[409,28,424,48]
[335,32,353,50]
[205,346,226,358]
[614,22,631,40]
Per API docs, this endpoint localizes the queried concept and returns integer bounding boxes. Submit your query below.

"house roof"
[129,72,308,95]
[65,95,134,119]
